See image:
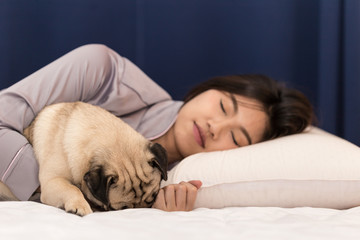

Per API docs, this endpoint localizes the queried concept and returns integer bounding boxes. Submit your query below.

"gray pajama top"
[0,44,183,200]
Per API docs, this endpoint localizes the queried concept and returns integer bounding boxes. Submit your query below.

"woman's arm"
[152,180,202,211]
[1,44,113,200]
[0,44,171,200]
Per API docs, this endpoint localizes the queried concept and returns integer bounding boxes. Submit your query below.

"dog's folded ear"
[149,143,168,181]
[84,166,118,206]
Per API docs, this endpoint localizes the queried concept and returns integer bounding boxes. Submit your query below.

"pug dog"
[0,102,167,216]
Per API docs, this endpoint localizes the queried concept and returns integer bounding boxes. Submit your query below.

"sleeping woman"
[0,44,314,211]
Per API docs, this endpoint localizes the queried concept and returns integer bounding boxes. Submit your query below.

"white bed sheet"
[1,202,360,240]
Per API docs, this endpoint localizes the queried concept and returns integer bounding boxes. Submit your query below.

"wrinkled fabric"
[2,202,360,240]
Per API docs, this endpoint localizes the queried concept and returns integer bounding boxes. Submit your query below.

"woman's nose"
[207,119,231,140]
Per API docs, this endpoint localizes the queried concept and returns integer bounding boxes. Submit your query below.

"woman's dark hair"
[183,74,314,141]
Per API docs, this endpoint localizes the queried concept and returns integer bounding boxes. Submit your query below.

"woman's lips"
[193,122,205,148]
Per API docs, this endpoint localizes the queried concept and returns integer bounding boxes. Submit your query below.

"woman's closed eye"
[220,99,227,115]
[220,98,241,147]
[231,131,241,147]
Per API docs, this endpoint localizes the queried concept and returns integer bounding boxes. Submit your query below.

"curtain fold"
[343,0,360,145]
[317,0,342,135]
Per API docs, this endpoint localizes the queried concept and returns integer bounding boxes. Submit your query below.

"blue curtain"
[343,0,360,145]
[317,0,360,145]
[0,0,359,145]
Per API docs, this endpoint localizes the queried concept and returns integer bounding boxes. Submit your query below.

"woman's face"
[173,89,268,158]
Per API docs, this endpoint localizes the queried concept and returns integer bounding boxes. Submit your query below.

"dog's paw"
[64,199,93,216]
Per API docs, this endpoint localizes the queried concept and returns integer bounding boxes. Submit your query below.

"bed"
[1,127,360,239]
[2,202,360,240]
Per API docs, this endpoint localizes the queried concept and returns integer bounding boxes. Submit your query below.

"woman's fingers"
[179,181,200,211]
[164,185,176,209]
[187,180,202,189]
[152,180,202,212]
[175,184,187,210]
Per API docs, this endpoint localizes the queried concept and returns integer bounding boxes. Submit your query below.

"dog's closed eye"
[108,175,118,188]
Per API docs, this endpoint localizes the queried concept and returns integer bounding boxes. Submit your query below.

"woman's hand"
[152,180,202,212]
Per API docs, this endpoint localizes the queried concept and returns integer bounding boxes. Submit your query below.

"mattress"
[1,201,360,240]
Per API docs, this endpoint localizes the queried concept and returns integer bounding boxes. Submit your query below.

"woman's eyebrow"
[229,94,252,145]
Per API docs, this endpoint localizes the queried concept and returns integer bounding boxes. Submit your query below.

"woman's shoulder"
[120,57,172,104]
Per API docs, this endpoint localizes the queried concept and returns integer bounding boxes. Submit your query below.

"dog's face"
[80,142,168,211]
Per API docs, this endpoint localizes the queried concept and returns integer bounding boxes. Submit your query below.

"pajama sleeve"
[0,44,172,200]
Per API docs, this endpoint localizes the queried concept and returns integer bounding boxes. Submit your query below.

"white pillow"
[161,127,360,209]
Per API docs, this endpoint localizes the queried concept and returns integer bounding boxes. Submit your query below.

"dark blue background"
[0,0,359,145]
